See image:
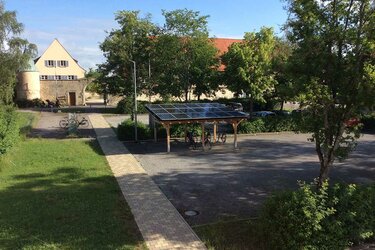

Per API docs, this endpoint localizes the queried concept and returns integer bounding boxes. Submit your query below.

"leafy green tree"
[98,11,156,98]
[285,0,375,186]
[153,9,219,101]
[222,27,276,113]
[271,38,295,110]
[0,1,37,104]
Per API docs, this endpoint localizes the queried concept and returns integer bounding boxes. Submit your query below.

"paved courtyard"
[124,133,375,225]
[29,111,95,138]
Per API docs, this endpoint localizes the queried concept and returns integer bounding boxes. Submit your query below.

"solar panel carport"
[145,103,249,152]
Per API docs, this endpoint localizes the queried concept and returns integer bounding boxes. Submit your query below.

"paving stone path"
[89,114,206,250]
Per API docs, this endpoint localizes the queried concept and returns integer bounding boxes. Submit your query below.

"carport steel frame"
[151,116,246,152]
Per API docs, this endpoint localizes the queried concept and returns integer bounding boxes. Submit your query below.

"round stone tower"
[16,58,40,100]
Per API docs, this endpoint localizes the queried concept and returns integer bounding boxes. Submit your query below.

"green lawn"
[193,219,265,250]
[0,136,146,249]
[17,111,40,137]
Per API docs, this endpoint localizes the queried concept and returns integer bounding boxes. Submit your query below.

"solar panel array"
[145,103,248,122]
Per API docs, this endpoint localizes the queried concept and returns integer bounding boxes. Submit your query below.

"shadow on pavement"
[124,134,375,225]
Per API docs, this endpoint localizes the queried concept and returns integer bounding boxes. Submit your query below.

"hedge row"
[0,106,20,155]
[238,116,299,134]
[117,119,203,141]
[117,113,374,141]
[259,181,375,249]
[362,114,375,132]
[117,116,300,141]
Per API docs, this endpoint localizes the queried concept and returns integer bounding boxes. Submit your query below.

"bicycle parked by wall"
[59,113,89,129]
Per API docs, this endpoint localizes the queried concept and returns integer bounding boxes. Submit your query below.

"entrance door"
[69,92,76,106]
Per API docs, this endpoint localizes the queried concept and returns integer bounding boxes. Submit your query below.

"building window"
[40,75,48,80]
[44,60,56,67]
[67,75,77,80]
[55,75,62,80]
[58,60,69,67]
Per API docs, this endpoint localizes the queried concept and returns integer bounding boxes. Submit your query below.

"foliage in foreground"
[259,181,375,250]
[0,2,37,104]
[0,139,145,249]
[285,0,375,186]
[196,182,375,250]
[0,106,19,155]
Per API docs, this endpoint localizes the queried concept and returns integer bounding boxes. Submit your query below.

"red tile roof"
[211,38,243,71]
[211,38,243,55]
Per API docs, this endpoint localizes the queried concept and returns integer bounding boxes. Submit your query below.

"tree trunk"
[249,97,254,119]
[280,100,284,111]
[317,160,332,187]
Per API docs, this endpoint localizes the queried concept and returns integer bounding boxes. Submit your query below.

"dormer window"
[58,60,69,67]
[45,60,56,67]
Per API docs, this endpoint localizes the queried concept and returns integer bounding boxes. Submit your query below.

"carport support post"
[201,123,205,150]
[213,122,217,143]
[184,124,188,142]
[165,123,171,153]
[232,121,239,149]
[153,123,157,142]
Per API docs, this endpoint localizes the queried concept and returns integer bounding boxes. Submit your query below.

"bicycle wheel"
[80,118,89,127]
[59,119,69,128]
[221,133,227,143]
[205,138,212,149]
[68,118,79,128]
[192,132,198,149]
[204,132,212,149]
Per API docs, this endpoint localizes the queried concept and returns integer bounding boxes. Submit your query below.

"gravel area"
[124,133,375,225]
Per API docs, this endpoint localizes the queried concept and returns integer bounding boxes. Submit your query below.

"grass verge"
[0,138,146,249]
[193,218,265,250]
[17,111,40,137]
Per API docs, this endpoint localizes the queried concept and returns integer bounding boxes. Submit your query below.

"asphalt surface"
[29,111,95,138]
[124,133,375,225]
[27,111,375,226]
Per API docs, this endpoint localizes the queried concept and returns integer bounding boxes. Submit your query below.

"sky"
[5,0,288,71]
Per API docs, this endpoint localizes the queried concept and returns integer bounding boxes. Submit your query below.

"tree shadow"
[124,134,375,226]
[0,167,144,249]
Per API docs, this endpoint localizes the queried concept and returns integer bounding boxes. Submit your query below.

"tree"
[271,38,295,110]
[98,11,156,98]
[0,1,37,104]
[222,27,277,113]
[153,9,219,101]
[285,0,375,186]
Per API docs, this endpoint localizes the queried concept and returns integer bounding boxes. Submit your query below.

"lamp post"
[130,60,138,142]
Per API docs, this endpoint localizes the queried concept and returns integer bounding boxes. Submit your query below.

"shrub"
[361,114,375,132]
[238,115,300,134]
[116,97,148,114]
[0,106,20,155]
[116,97,134,114]
[264,116,298,132]
[170,123,203,138]
[16,98,45,108]
[238,118,266,134]
[258,181,375,250]
[117,119,151,140]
